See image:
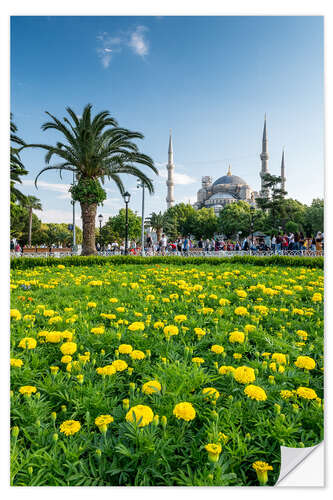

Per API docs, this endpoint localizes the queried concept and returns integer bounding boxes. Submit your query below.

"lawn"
[10,261,324,486]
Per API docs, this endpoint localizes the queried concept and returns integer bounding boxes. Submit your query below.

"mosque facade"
[166,116,286,214]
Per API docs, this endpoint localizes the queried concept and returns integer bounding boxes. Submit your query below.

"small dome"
[213,175,247,186]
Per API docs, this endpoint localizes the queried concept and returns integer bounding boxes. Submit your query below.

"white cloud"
[128,26,149,57]
[158,169,197,185]
[22,179,71,199]
[40,209,81,226]
[96,26,149,68]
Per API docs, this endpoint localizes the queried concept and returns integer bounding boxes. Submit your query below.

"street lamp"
[123,191,131,255]
[98,214,103,250]
[137,179,147,257]
[250,206,255,247]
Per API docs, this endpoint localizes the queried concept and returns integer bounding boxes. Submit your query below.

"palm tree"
[23,104,157,255]
[20,196,42,247]
[146,211,164,242]
[10,114,28,202]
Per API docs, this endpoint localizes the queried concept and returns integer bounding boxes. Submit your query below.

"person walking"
[183,235,190,255]
[160,234,167,256]
[271,234,276,253]
[315,232,323,255]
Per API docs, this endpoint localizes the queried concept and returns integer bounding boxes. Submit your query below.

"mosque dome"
[213,174,247,186]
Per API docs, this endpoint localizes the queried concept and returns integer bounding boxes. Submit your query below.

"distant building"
[191,116,286,214]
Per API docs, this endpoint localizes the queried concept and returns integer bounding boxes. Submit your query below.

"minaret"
[166,130,175,209]
[260,114,269,195]
[280,148,286,193]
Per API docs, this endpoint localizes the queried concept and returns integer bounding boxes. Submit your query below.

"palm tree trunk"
[156,229,162,242]
[80,202,97,255]
[28,207,32,247]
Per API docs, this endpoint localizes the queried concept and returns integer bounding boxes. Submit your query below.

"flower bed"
[10,261,324,486]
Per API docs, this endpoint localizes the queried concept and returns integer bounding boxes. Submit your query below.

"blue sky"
[11,15,324,226]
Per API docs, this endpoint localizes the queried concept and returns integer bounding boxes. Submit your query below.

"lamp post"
[123,191,131,255]
[98,214,103,251]
[71,171,76,251]
[137,179,146,256]
[250,206,255,250]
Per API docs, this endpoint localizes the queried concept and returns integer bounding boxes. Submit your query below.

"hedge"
[10,255,324,270]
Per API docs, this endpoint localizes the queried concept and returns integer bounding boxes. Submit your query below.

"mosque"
[166,116,286,214]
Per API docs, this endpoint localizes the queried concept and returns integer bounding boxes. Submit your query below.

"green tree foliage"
[145,212,165,242]
[180,207,218,239]
[10,114,28,203]
[163,203,197,238]
[100,209,141,243]
[217,201,265,238]
[19,195,42,246]
[256,173,287,229]
[303,198,324,236]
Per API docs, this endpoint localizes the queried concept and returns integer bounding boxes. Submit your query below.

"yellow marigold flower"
[234,306,248,316]
[61,355,72,364]
[244,384,267,401]
[126,405,154,427]
[50,366,59,374]
[91,326,105,335]
[119,344,133,354]
[271,353,287,365]
[233,353,242,360]
[295,356,316,370]
[109,298,118,303]
[10,358,23,368]
[218,432,229,444]
[211,344,224,354]
[61,330,74,341]
[87,302,96,308]
[48,316,63,324]
[163,325,179,337]
[205,443,222,463]
[18,337,37,350]
[244,324,256,333]
[201,307,214,314]
[312,293,322,302]
[236,290,247,298]
[280,390,293,399]
[45,331,62,343]
[116,307,125,313]
[262,352,271,358]
[219,298,230,306]
[43,309,55,317]
[173,402,196,421]
[192,357,204,365]
[10,309,22,320]
[194,327,206,338]
[96,365,116,376]
[296,330,308,340]
[95,414,114,433]
[60,420,81,436]
[202,387,220,400]
[88,280,103,286]
[76,374,84,384]
[128,321,145,331]
[64,307,73,312]
[229,330,245,344]
[130,350,146,360]
[174,314,187,323]
[154,321,164,329]
[19,385,37,396]
[60,342,77,355]
[219,365,235,375]
[296,387,318,400]
[23,314,35,322]
[112,359,128,372]
[252,461,273,485]
[142,380,162,395]
[234,366,256,384]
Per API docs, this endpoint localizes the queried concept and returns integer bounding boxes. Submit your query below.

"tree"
[10,115,28,203]
[24,104,157,255]
[20,195,42,246]
[256,173,287,229]
[280,199,306,232]
[102,209,141,242]
[146,212,164,242]
[163,203,197,238]
[194,208,218,239]
[303,198,324,236]
[217,201,264,238]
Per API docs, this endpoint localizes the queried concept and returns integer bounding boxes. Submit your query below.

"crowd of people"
[97,230,324,256]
